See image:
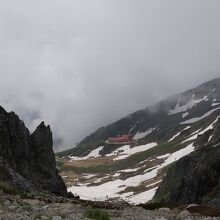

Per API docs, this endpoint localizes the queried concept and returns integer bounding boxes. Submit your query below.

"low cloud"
[0,0,220,151]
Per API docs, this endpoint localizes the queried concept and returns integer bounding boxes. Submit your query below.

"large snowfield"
[68,143,194,204]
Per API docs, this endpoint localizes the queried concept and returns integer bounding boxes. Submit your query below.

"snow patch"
[156,154,171,159]
[168,132,182,142]
[112,173,121,177]
[180,107,220,124]
[212,103,220,107]
[168,126,191,142]
[182,116,220,143]
[208,135,213,142]
[106,143,157,161]
[133,128,155,140]
[182,112,189,118]
[128,187,158,204]
[119,168,139,173]
[70,146,104,161]
[169,89,216,116]
[169,94,204,115]
[68,143,194,204]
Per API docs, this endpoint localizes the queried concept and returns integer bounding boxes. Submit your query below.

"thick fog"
[0,0,220,150]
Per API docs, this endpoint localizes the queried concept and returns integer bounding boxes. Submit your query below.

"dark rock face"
[31,122,56,176]
[154,145,220,205]
[0,107,67,195]
[154,118,220,205]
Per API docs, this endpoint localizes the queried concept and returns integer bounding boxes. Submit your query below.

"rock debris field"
[0,194,219,220]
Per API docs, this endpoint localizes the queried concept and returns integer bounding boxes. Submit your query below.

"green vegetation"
[83,208,110,220]
[0,181,18,195]
[59,141,190,174]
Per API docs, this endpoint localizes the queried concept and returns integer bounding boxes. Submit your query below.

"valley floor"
[0,193,219,220]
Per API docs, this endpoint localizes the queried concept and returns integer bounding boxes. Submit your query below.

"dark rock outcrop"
[154,144,220,205]
[0,106,67,195]
[154,118,220,205]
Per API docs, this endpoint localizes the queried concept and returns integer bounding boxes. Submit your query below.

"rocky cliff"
[0,106,67,195]
[154,119,220,205]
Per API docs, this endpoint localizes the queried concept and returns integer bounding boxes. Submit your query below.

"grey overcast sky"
[0,0,220,150]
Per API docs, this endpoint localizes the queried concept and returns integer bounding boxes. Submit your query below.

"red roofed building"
[108,134,133,144]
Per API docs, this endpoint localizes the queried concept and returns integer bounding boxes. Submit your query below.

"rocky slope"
[0,100,219,219]
[154,124,220,205]
[59,77,220,157]
[57,77,220,205]
[0,193,220,219]
[0,106,67,195]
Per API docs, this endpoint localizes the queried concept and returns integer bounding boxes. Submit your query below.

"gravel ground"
[0,194,219,220]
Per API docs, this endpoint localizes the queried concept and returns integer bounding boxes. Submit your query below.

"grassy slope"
[59,140,191,174]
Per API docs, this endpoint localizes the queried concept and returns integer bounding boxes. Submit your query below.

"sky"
[0,0,220,151]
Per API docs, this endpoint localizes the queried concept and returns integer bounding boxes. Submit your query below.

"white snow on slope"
[69,146,104,161]
[118,168,139,173]
[169,89,216,116]
[169,94,204,115]
[156,154,170,159]
[208,135,213,142]
[168,132,182,142]
[163,143,194,166]
[182,116,220,143]
[180,107,220,124]
[106,143,157,161]
[68,143,194,204]
[128,187,158,204]
[181,133,198,143]
[168,126,191,142]
[133,128,155,140]
[199,116,220,134]
[212,103,220,107]
[182,112,189,118]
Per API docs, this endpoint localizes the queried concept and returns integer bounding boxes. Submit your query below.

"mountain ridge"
[57,77,220,205]
[58,77,220,157]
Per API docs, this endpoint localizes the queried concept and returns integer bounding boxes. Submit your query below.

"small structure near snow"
[107,134,133,144]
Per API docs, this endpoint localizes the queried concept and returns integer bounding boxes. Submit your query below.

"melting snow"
[208,135,213,142]
[212,103,220,107]
[68,143,194,204]
[181,133,198,143]
[182,112,189,118]
[133,128,155,140]
[106,143,157,161]
[112,173,121,177]
[180,107,220,124]
[168,126,191,142]
[182,116,220,143]
[169,94,204,115]
[69,146,104,161]
[169,89,216,116]
[128,187,158,204]
[168,132,182,142]
[83,174,97,179]
[156,154,171,159]
[146,180,162,188]
[119,168,139,173]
